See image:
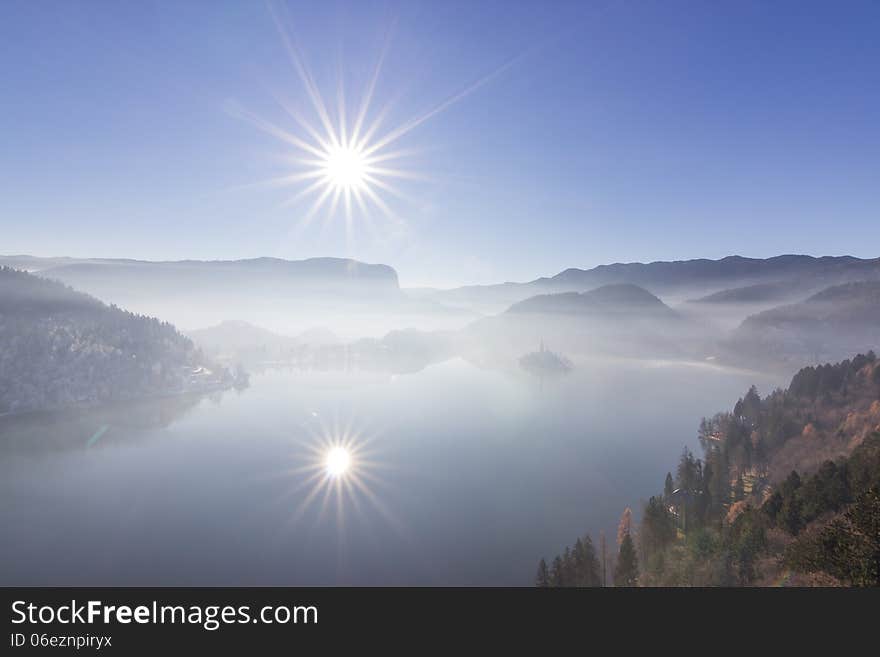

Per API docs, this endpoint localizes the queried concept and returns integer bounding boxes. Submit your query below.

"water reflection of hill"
[0,392,209,456]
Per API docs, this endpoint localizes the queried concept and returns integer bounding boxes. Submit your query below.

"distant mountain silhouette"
[0,255,404,334]
[726,281,880,368]
[461,284,694,363]
[536,255,880,292]
[14,256,400,297]
[507,284,676,317]
[189,320,297,351]
[430,255,880,313]
[187,320,341,363]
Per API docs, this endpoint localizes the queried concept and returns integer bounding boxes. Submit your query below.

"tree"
[734,385,762,428]
[535,558,550,587]
[664,472,675,500]
[779,495,804,535]
[677,447,699,491]
[562,546,576,586]
[776,470,804,534]
[614,533,639,587]
[572,540,586,586]
[697,458,715,525]
[729,507,767,584]
[617,507,633,547]
[550,556,564,587]
[640,496,676,573]
[781,470,802,497]
[706,446,729,523]
[573,535,601,586]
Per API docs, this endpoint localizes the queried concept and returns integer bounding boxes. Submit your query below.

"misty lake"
[0,358,783,586]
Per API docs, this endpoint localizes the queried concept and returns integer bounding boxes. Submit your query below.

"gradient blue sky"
[2,1,878,287]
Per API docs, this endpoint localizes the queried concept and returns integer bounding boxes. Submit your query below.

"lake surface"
[0,358,783,585]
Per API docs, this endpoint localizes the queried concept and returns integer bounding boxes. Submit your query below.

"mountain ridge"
[428,254,880,313]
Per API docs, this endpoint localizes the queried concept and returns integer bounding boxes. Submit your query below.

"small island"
[519,341,573,375]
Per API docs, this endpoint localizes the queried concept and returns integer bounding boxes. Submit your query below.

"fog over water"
[0,358,782,585]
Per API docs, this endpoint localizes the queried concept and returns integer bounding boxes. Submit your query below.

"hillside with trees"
[0,267,241,414]
[537,352,880,586]
[726,282,880,369]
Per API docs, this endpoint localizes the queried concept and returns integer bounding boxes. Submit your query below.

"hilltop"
[507,284,675,317]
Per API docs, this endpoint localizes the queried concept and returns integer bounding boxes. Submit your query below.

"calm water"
[0,358,782,585]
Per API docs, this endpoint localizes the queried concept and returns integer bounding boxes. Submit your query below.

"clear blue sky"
[2,1,878,287]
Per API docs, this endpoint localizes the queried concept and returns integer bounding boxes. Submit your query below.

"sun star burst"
[323,145,368,192]
[231,2,524,248]
[262,410,405,545]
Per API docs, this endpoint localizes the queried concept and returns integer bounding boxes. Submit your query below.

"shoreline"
[0,381,234,425]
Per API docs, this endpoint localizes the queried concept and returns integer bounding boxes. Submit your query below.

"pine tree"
[614,533,639,587]
[574,535,601,586]
[550,556,564,587]
[639,495,676,572]
[573,539,586,586]
[664,472,675,500]
[617,507,633,547]
[780,495,804,535]
[677,447,698,491]
[535,558,550,587]
[562,546,576,587]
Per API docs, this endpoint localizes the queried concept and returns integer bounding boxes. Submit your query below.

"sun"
[271,415,404,538]
[232,2,519,244]
[322,146,367,191]
[325,446,352,477]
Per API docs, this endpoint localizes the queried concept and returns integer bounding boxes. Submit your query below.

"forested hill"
[0,267,238,414]
[538,353,880,587]
[726,281,880,368]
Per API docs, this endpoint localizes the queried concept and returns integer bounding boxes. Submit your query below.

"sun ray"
[358,181,398,224]
[278,177,327,209]
[361,174,421,205]
[232,106,328,160]
[293,183,335,230]
[363,166,430,182]
[336,69,348,149]
[326,186,343,222]
[273,93,335,154]
[351,100,393,154]
[237,169,326,191]
[362,147,419,166]
[350,17,395,148]
[268,1,339,147]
